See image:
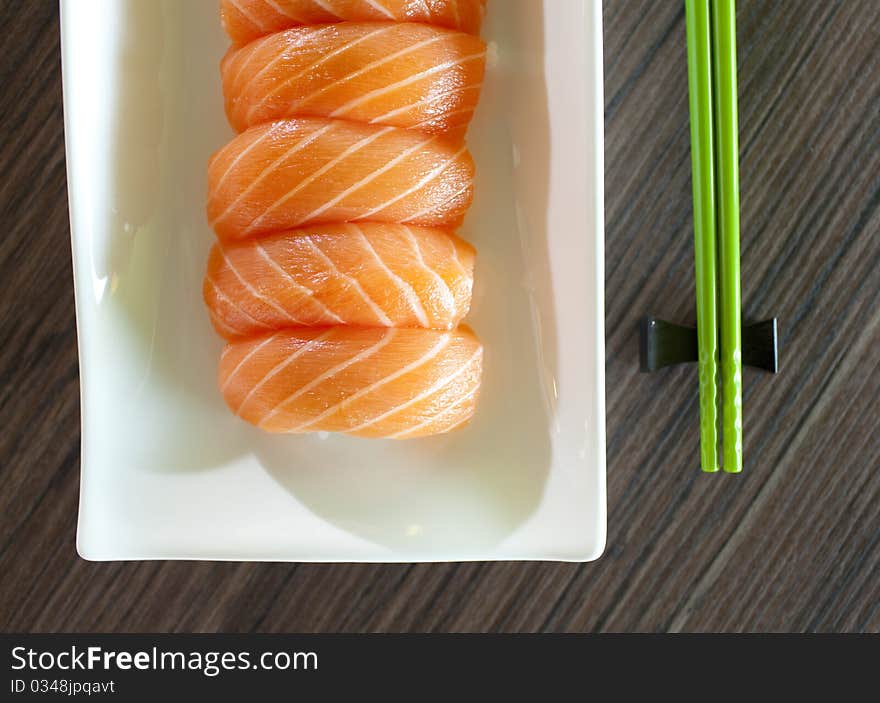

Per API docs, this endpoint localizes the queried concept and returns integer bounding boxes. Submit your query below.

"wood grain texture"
[0,0,878,633]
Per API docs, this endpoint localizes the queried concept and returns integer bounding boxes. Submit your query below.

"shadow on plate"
[102,0,249,472]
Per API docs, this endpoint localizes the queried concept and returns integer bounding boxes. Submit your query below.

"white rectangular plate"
[63,0,605,562]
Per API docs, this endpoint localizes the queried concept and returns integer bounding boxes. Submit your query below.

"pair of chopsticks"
[685,0,742,473]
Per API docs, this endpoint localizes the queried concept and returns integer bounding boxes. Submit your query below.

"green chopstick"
[685,0,720,473]
[711,0,743,473]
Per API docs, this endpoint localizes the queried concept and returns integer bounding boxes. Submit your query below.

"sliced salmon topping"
[207,117,475,239]
[219,327,483,438]
[221,0,487,45]
[222,22,486,136]
[204,222,475,337]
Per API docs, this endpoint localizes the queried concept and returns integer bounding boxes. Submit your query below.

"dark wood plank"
[0,0,877,633]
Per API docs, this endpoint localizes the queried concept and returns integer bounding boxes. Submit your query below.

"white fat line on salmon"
[254,242,345,324]
[348,343,478,434]
[285,33,447,115]
[220,331,283,394]
[228,0,269,31]
[293,333,452,432]
[259,329,396,428]
[243,25,395,122]
[244,125,394,235]
[402,177,470,223]
[389,383,479,439]
[401,225,457,316]
[363,0,395,20]
[303,238,392,326]
[350,224,430,327]
[369,82,482,125]
[210,122,284,199]
[414,0,431,16]
[330,51,487,119]
[442,228,469,277]
[310,0,344,20]
[206,275,274,331]
[218,244,305,326]
[228,32,277,89]
[235,329,335,416]
[219,337,235,359]
[236,25,337,107]
[411,105,475,131]
[291,134,436,226]
[213,311,249,341]
[263,0,306,24]
[356,145,467,221]
[212,121,336,230]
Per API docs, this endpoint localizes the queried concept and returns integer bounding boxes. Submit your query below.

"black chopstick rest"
[640,316,779,373]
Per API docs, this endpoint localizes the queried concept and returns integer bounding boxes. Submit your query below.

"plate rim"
[62,0,607,564]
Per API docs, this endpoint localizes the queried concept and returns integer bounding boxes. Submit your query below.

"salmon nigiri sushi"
[207,118,475,239]
[204,223,476,338]
[222,23,486,135]
[221,0,488,46]
[220,326,483,438]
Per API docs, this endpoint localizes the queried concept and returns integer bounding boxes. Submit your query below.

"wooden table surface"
[1,1,878,633]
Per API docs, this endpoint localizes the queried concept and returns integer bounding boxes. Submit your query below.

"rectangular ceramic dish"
[62,0,606,562]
